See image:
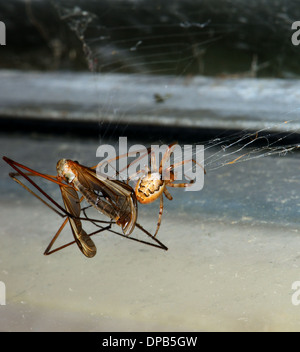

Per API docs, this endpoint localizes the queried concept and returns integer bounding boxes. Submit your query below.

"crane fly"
[3,156,168,258]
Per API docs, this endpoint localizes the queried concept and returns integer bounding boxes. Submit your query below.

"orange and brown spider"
[119,142,206,237]
[96,142,205,237]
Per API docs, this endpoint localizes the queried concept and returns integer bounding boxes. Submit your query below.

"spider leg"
[150,149,158,173]
[159,142,178,173]
[167,180,195,188]
[163,187,173,200]
[92,146,152,172]
[153,194,164,237]
[165,158,206,177]
[127,166,149,183]
[96,159,120,178]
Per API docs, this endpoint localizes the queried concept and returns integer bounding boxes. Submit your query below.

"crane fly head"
[57,159,76,183]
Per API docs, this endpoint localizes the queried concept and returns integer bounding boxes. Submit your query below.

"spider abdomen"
[135,173,165,204]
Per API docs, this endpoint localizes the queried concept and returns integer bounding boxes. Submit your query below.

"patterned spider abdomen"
[135,172,165,204]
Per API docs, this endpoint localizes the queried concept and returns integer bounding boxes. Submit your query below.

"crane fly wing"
[59,185,97,258]
[105,179,137,235]
[86,168,138,236]
[71,162,137,236]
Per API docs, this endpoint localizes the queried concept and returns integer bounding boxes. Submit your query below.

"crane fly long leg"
[3,157,73,217]
[9,173,112,255]
[44,214,112,256]
[44,217,69,255]
[3,157,110,257]
[135,222,168,250]
[81,206,167,250]
[7,171,81,255]
[3,157,66,185]
[8,172,66,218]
[7,171,114,225]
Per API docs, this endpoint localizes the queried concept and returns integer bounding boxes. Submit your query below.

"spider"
[123,142,206,237]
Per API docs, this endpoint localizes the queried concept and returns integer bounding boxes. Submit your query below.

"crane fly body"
[3,156,167,258]
[56,159,137,236]
[55,158,137,257]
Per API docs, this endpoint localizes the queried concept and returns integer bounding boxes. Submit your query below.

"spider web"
[49,0,300,176]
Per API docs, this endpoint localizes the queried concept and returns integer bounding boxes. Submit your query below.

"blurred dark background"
[1,0,300,77]
[1,0,300,145]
